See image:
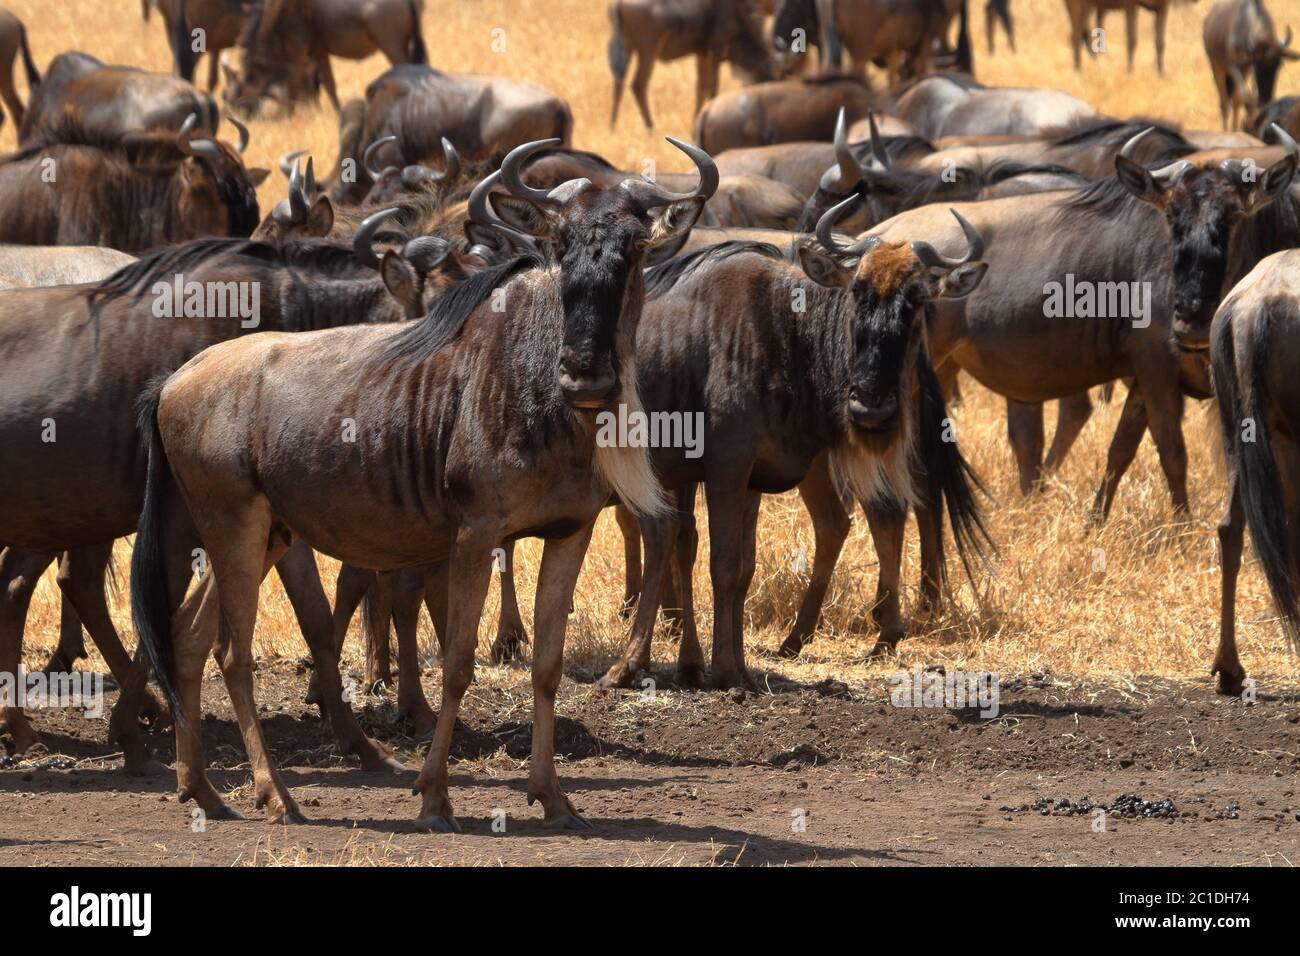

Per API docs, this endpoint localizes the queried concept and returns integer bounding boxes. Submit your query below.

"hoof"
[273,809,309,825]
[777,637,805,659]
[1212,666,1247,697]
[596,666,633,691]
[414,814,463,834]
[865,640,897,660]
[675,663,705,688]
[207,803,247,822]
[125,758,170,778]
[543,813,594,831]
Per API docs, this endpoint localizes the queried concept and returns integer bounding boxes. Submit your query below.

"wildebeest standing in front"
[608,0,774,129]
[1207,252,1300,701]
[152,0,249,91]
[130,137,717,830]
[19,53,220,147]
[0,117,268,251]
[223,0,427,116]
[1204,0,1299,132]
[0,7,38,132]
[1064,0,1174,73]
[328,64,572,204]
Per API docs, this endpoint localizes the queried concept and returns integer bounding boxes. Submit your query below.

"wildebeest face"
[798,206,987,446]
[1117,144,1296,349]
[489,136,716,412]
[177,144,269,239]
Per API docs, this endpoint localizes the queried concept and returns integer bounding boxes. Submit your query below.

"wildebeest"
[895,74,1097,138]
[0,7,38,133]
[0,245,136,290]
[0,216,434,769]
[129,136,717,829]
[1064,0,1173,73]
[0,115,268,251]
[152,0,248,90]
[222,0,427,115]
[986,0,1014,53]
[1203,0,1298,131]
[1208,251,1300,699]
[693,76,878,154]
[608,0,774,129]
[597,207,991,689]
[19,52,219,147]
[327,65,573,204]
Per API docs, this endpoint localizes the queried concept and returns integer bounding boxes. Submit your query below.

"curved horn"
[821,107,860,192]
[620,136,720,211]
[1269,121,1299,158]
[468,169,542,254]
[304,156,318,199]
[401,235,451,274]
[439,137,461,181]
[278,149,307,177]
[177,112,222,159]
[909,209,984,271]
[288,159,309,222]
[353,207,402,269]
[500,138,575,206]
[227,113,250,153]
[1119,125,1191,186]
[1284,24,1293,49]
[363,135,397,181]
[814,194,880,258]
[1119,126,1154,160]
[866,111,890,171]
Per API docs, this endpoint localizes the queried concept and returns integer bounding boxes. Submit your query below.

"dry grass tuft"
[8,0,1300,687]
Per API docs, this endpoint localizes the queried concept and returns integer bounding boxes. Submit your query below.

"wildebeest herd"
[1,0,1298,835]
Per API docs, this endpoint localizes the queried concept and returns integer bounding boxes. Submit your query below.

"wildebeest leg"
[208,521,304,823]
[413,524,500,833]
[57,544,165,772]
[1211,68,1231,131]
[206,48,221,92]
[423,561,449,657]
[40,589,87,674]
[1228,65,1250,131]
[315,52,341,111]
[1152,1,1168,74]
[391,568,435,735]
[363,572,394,689]
[1123,5,1137,72]
[728,490,762,688]
[0,67,24,132]
[1043,391,1095,475]
[311,562,374,705]
[1140,374,1189,515]
[695,51,718,118]
[1006,399,1045,495]
[672,488,705,686]
[528,521,597,829]
[705,478,760,691]
[779,455,851,658]
[490,543,530,664]
[0,548,57,757]
[1211,474,1247,696]
[597,511,676,689]
[630,51,656,128]
[862,499,906,656]
[275,540,401,773]
[1089,384,1149,524]
[614,503,642,618]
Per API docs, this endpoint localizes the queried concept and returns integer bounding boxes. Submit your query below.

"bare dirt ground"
[3,660,1297,866]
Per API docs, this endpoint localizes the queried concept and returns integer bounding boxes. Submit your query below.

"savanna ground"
[1,0,1299,866]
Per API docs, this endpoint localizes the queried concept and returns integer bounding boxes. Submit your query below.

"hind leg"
[310,562,373,705]
[40,576,87,675]
[630,53,656,129]
[392,568,435,735]
[422,561,449,658]
[780,455,851,658]
[1212,474,1247,696]
[0,548,57,757]
[1089,385,1149,525]
[1043,391,1095,475]
[363,572,394,690]
[490,543,530,664]
[1007,399,1046,495]
[598,511,677,689]
[671,487,705,686]
[614,504,642,618]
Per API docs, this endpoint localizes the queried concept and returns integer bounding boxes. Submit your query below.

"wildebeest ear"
[379,250,423,316]
[1243,154,1297,212]
[489,193,552,237]
[937,261,989,299]
[305,195,334,236]
[648,198,704,248]
[1114,155,1168,206]
[246,167,271,187]
[797,243,852,287]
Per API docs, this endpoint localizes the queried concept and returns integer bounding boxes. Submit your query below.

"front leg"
[1212,473,1247,695]
[315,52,340,111]
[528,521,598,829]
[704,473,760,691]
[413,524,500,832]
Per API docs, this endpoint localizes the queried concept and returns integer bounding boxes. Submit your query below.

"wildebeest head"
[174,114,269,238]
[1116,124,1298,350]
[361,135,463,205]
[489,136,718,412]
[1253,25,1300,107]
[723,0,778,83]
[255,155,333,242]
[797,198,987,449]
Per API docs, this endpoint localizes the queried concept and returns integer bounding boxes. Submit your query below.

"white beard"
[830,404,919,509]
[591,360,670,517]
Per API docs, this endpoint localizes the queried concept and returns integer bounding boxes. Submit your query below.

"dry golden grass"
[7,0,1300,686]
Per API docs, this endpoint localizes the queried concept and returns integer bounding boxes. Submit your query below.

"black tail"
[407,0,427,64]
[130,380,182,719]
[917,355,994,588]
[172,0,196,82]
[1213,305,1300,650]
[18,23,39,89]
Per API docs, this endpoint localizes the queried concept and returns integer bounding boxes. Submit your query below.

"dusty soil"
[2,657,1298,866]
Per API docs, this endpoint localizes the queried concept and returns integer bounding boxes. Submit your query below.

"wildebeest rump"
[693,75,877,154]
[1203,0,1298,131]
[154,0,248,91]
